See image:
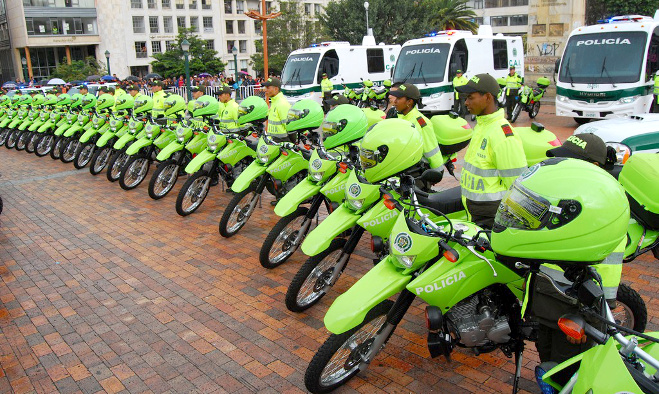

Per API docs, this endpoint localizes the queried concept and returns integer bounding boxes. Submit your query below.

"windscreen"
[559,31,647,84]
[393,43,450,84]
[281,53,321,86]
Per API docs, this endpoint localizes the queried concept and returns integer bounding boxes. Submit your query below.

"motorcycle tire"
[73,142,95,169]
[304,299,395,393]
[218,183,258,237]
[5,130,17,149]
[50,136,64,160]
[529,102,541,119]
[35,134,53,157]
[25,132,37,154]
[106,150,129,182]
[259,207,310,269]
[148,159,179,200]
[60,138,79,163]
[176,170,211,216]
[285,238,348,312]
[15,130,28,151]
[0,128,8,147]
[119,154,151,191]
[510,103,521,123]
[89,146,112,175]
[613,283,647,333]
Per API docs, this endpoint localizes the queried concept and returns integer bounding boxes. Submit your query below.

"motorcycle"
[34,97,70,158]
[73,106,113,169]
[510,77,550,123]
[89,108,132,176]
[340,79,361,106]
[60,95,97,163]
[49,96,84,160]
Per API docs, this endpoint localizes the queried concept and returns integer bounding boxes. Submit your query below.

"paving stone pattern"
[0,148,657,394]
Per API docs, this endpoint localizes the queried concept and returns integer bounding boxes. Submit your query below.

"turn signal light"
[549,138,561,147]
[251,132,258,138]
[443,250,458,262]
[558,317,585,341]
[383,194,396,210]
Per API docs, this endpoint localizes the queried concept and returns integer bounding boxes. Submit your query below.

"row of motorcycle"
[1,90,659,393]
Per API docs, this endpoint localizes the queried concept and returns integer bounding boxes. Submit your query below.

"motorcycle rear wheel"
[219,183,258,237]
[529,101,541,119]
[259,207,309,269]
[176,170,211,216]
[304,299,394,393]
[613,283,647,333]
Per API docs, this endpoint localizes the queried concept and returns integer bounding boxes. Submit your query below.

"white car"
[574,114,659,164]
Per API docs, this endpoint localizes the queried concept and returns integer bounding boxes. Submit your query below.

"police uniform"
[151,81,167,118]
[263,77,291,139]
[217,87,240,133]
[505,68,523,118]
[653,72,659,113]
[452,71,468,114]
[320,74,334,113]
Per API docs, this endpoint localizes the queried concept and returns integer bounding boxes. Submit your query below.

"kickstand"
[512,344,523,394]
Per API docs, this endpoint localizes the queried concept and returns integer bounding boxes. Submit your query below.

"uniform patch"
[480,138,487,150]
[501,124,514,137]
[416,117,427,128]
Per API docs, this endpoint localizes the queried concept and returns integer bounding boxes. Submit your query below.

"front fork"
[322,226,366,291]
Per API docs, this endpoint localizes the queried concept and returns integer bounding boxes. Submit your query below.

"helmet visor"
[359,147,381,169]
[163,100,174,110]
[238,104,252,116]
[193,100,209,110]
[286,108,306,123]
[134,99,147,108]
[494,183,551,231]
[321,120,345,139]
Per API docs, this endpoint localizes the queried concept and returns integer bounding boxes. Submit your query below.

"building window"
[131,0,142,8]
[227,40,235,53]
[474,0,483,9]
[510,0,528,5]
[26,16,97,35]
[492,40,508,69]
[228,60,235,73]
[152,41,162,53]
[135,41,148,58]
[509,14,528,26]
[239,40,247,53]
[472,17,484,25]
[240,59,248,71]
[177,16,186,29]
[226,20,233,34]
[205,39,214,50]
[190,16,199,32]
[304,3,311,15]
[189,0,197,9]
[366,48,384,73]
[149,16,159,33]
[224,0,232,13]
[175,0,184,9]
[165,40,175,51]
[147,0,156,8]
[238,20,245,34]
[254,20,261,33]
[133,16,145,34]
[162,0,170,8]
[484,0,497,7]
[491,16,508,26]
[163,16,173,33]
[314,4,320,14]
[236,0,244,13]
[203,17,213,32]
[201,0,211,9]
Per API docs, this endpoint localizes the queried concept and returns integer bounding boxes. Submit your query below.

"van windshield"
[393,43,450,84]
[559,31,647,84]
[281,53,321,86]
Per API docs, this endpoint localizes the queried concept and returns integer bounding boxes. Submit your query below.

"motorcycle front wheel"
[529,101,541,119]
[106,150,129,182]
[218,183,258,237]
[35,134,53,157]
[73,142,95,169]
[25,132,37,154]
[119,155,151,190]
[89,146,112,175]
[175,170,211,216]
[286,238,348,312]
[50,136,64,160]
[259,207,310,269]
[304,299,394,393]
[148,159,179,200]
[15,130,29,151]
[0,128,8,146]
[60,138,79,163]
[5,130,17,149]
[509,103,522,123]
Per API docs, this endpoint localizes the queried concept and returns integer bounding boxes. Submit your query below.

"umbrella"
[86,75,101,81]
[47,78,66,85]
[125,75,140,82]
[239,70,249,75]
[2,82,16,89]
[101,75,116,81]
[145,73,162,79]
[198,73,211,78]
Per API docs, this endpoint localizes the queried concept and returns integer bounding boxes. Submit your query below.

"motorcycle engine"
[445,290,511,348]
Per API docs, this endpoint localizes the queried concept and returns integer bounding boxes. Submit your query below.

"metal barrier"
[138,85,265,102]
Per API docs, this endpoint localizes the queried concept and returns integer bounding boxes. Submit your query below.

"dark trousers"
[653,95,659,113]
[464,199,500,229]
[506,88,520,117]
[322,92,332,113]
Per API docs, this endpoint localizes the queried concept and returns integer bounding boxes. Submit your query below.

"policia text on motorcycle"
[456,73,527,228]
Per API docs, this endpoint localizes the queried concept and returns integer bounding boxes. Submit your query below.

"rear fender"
[125,136,153,156]
[230,160,267,192]
[184,149,218,174]
[274,178,322,217]
[324,257,411,334]
[156,141,184,161]
[301,204,360,256]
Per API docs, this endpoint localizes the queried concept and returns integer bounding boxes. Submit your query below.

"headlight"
[606,142,631,165]
[346,198,364,211]
[618,95,638,104]
[111,127,117,131]
[177,135,185,142]
[146,130,153,138]
[129,127,137,134]
[258,154,269,163]
[310,171,324,181]
[556,95,569,103]
[394,255,416,268]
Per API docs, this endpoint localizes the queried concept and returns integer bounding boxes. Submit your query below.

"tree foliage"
[250,2,327,76]
[151,28,225,78]
[428,0,477,32]
[586,0,658,24]
[50,57,106,81]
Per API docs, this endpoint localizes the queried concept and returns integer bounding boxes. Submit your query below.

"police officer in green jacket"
[262,77,291,141]
[505,66,523,119]
[653,70,659,113]
[217,86,240,133]
[452,70,468,115]
[150,80,167,118]
[456,74,527,228]
[320,72,334,113]
[390,83,445,175]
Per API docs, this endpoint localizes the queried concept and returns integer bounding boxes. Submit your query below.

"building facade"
[0,0,13,83]
[6,0,330,82]
[467,0,530,36]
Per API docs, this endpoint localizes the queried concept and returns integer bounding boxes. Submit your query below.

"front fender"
[301,204,360,256]
[125,136,153,156]
[274,178,322,217]
[64,124,83,137]
[324,257,411,334]
[156,141,184,161]
[28,120,45,132]
[17,120,32,131]
[184,149,218,174]
[79,128,99,143]
[96,131,117,148]
[113,133,135,150]
[38,121,55,133]
[54,123,70,136]
[230,160,267,193]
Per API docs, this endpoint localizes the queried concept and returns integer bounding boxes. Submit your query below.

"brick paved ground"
[0,109,657,394]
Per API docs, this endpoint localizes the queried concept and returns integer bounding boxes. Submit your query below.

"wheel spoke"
[268,216,307,264]
[297,249,343,306]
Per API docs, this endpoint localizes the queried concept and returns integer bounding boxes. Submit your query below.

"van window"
[449,39,469,79]
[366,48,384,73]
[317,49,339,83]
[646,27,659,81]
[492,40,508,70]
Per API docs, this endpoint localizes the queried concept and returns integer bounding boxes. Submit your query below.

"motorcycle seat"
[415,186,463,215]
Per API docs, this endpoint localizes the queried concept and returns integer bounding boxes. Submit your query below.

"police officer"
[126,84,142,98]
[79,84,88,97]
[114,83,127,98]
[505,66,523,119]
[653,70,659,113]
[150,80,167,118]
[262,77,291,141]
[217,85,240,133]
[456,73,527,228]
[326,94,350,112]
[452,70,468,115]
[389,83,444,175]
[320,72,334,113]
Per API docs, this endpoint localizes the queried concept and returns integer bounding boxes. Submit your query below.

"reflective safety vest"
[267,92,290,136]
[398,107,444,170]
[321,78,333,93]
[152,90,167,117]
[219,99,240,132]
[654,74,659,96]
[453,75,468,99]
[460,108,527,202]
[505,73,523,94]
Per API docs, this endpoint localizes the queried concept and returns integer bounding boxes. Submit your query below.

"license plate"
[584,111,598,118]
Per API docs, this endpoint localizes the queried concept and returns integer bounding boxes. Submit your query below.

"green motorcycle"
[510,77,550,123]
[89,94,134,175]
[73,94,115,169]
[60,94,97,163]
[11,96,35,151]
[34,94,72,158]
[19,95,47,153]
[106,96,152,183]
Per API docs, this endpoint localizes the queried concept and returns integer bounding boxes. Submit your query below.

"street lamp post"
[364,2,370,35]
[181,39,191,101]
[232,46,239,100]
[21,57,28,83]
[104,50,111,76]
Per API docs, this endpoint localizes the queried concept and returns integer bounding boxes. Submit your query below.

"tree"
[586,0,658,24]
[427,0,477,33]
[151,28,225,78]
[250,2,327,76]
[50,57,106,81]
